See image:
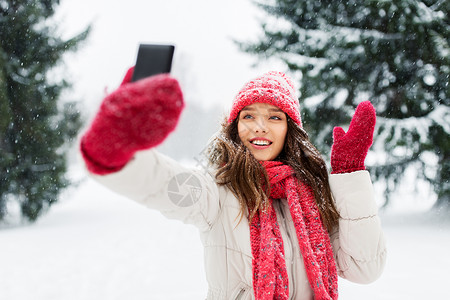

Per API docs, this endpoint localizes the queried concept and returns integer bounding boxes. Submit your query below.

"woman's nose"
[254,117,267,133]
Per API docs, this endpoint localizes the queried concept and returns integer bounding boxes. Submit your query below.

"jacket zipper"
[276,200,297,299]
[235,287,246,300]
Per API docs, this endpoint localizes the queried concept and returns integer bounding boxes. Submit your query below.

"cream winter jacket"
[89,149,386,300]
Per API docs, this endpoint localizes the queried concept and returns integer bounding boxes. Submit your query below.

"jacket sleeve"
[328,170,387,284]
[85,149,221,232]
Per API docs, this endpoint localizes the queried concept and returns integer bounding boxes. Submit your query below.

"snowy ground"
[1,171,449,299]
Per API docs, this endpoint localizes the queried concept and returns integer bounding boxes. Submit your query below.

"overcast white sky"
[55,0,284,114]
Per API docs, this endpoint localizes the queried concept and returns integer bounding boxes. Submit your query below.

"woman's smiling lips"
[249,137,273,149]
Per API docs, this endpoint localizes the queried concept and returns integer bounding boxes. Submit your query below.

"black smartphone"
[131,44,175,82]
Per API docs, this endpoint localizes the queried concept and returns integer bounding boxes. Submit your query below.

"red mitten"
[331,101,376,174]
[80,67,184,175]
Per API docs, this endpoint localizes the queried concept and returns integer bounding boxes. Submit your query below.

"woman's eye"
[243,114,253,119]
[269,115,282,120]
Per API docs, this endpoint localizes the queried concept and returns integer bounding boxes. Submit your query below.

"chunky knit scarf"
[250,161,338,299]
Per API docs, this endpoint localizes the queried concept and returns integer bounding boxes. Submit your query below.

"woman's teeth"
[251,140,271,146]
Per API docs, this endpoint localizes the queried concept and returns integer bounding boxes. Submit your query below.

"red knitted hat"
[228,71,302,126]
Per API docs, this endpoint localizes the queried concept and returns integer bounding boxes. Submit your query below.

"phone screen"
[131,44,175,82]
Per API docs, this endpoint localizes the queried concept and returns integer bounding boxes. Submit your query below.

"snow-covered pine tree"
[0,0,89,221]
[239,0,449,207]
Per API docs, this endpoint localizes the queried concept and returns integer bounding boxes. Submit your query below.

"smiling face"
[237,102,288,161]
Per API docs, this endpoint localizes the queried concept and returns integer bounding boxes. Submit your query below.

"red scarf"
[250,161,338,299]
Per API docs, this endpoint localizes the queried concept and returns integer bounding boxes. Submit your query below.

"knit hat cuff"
[228,88,302,126]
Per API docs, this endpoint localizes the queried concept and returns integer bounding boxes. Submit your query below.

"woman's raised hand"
[331,101,376,174]
[80,67,184,175]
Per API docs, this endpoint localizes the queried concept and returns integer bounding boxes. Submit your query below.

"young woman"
[80,69,386,299]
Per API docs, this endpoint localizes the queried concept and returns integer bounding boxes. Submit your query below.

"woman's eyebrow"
[268,108,284,112]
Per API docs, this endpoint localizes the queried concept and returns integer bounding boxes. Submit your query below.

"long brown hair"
[207,115,340,232]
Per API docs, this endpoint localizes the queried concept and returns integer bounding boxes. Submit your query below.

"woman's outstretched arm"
[79,67,220,231]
